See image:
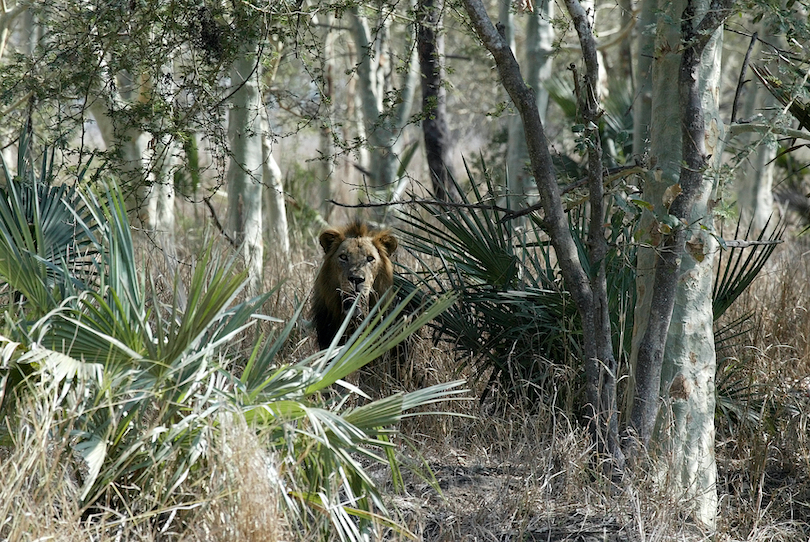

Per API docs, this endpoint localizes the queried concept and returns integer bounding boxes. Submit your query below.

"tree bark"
[417,0,458,202]
[629,0,731,527]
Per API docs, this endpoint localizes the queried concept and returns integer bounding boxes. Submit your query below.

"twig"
[731,32,758,125]
[203,197,238,248]
[722,239,783,248]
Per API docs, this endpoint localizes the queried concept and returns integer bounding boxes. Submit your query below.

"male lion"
[311,221,398,349]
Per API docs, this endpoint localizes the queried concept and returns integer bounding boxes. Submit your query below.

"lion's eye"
[338,254,348,262]
[366,255,375,263]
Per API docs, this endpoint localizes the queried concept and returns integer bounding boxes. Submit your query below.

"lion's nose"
[348,276,365,291]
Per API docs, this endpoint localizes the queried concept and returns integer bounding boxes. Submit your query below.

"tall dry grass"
[5,219,810,541]
[0,393,288,542]
[712,243,810,540]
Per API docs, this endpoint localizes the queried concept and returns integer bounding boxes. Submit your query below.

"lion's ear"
[375,233,398,256]
[319,229,344,254]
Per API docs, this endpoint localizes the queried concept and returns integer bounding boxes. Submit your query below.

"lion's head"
[311,222,398,349]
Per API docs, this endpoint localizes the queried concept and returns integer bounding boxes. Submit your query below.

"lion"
[311,221,398,350]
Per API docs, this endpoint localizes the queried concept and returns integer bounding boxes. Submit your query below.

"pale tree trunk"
[227,40,264,296]
[632,0,656,155]
[258,37,289,259]
[261,107,290,260]
[146,139,177,258]
[629,0,730,527]
[736,40,778,231]
[0,2,28,167]
[146,135,186,309]
[417,0,458,202]
[146,59,180,267]
[87,70,150,224]
[317,13,337,221]
[349,6,419,198]
[500,0,523,204]
[505,0,554,207]
[0,2,27,60]
[616,0,633,81]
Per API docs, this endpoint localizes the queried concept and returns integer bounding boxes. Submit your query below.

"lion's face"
[317,224,397,315]
[312,222,397,348]
[333,236,385,309]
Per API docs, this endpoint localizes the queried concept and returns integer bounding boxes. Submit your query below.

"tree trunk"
[146,134,185,309]
[417,0,458,202]
[632,0,656,156]
[262,108,290,260]
[736,39,778,231]
[629,0,730,527]
[349,7,419,199]
[462,0,625,469]
[564,0,624,471]
[318,14,337,221]
[506,0,554,208]
[227,39,264,296]
[87,70,150,225]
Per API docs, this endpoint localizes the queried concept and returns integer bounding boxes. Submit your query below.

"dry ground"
[350,239,810,542]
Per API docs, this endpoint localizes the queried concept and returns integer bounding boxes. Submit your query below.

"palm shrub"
[713,216,785,430]
[0,137,463,541]
[397,159,781,417]
[397,164,600,411]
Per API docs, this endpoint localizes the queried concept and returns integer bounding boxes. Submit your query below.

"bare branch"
[730,32,758,125]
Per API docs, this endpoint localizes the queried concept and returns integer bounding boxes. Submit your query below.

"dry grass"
[0,397,289,541]
[5,225,810,541]
[376,236,810,541]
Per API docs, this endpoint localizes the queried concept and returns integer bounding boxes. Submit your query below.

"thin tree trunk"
[462,0,624,469]
[506,0,554,208]
[147,134,186,309]
[632,0,656,156]
[87,70,150,225]
[564,0,624,470]
[227,39,264,296]
[318,14,337,220]
[262,107,290,260]
[417,0,458,201]
[737,39,778,231]
[349,7,419,197]
[499,0,523,205]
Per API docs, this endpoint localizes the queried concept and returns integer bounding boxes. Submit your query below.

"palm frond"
[713,215,784,320]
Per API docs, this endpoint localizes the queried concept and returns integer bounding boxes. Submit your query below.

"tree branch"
[461,0,592,316]
[730,32,757,125]
[563,0,625,470]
